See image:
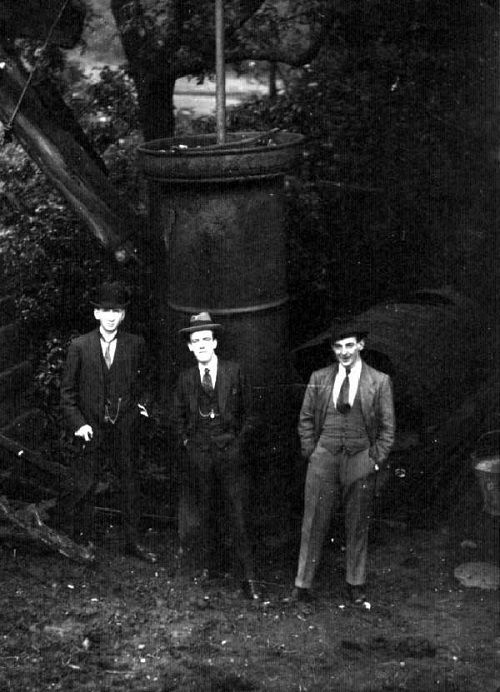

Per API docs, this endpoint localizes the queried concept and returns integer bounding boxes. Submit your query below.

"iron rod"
[215,0,226,143]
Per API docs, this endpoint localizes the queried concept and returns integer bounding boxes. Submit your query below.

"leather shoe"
[291,586,314,603]
[346,584,367,605]
[241,579,261,601]
[125,543,158,563]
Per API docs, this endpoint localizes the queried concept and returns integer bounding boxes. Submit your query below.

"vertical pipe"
[215,0,226,144]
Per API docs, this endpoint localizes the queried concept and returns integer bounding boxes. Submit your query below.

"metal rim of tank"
[137,131,305,181]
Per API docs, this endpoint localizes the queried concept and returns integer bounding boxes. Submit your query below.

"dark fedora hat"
[330,322,368,343]
[179,311,222,335]
[91,281,130,309]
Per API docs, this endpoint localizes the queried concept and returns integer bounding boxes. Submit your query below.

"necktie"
[202,367,213,393]
[103,339,113,369]
[337,367,351,414]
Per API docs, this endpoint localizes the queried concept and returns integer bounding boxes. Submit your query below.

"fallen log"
[0,495,95,563]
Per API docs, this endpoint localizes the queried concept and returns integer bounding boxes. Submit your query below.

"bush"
[228,0,498,318]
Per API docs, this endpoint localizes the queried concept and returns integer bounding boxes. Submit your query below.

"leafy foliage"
[75,65,141,153]
[229,0,498,322]
[0,145,110,335]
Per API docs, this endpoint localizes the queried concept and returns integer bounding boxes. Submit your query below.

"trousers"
[181,433,254,580]
[295,442,375,588]
[57,418,140,544]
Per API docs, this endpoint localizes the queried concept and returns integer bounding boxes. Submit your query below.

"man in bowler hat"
[59,281,157,562]
[292,327,395,605]
[173,312,260,600]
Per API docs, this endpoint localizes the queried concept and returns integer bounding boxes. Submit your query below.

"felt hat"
[330,322,368,343]
[91,282,130,309]
[179,311,222,335]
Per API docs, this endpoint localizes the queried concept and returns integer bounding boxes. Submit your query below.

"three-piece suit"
[60,328,148,542]
[295,360,395,589]
[172,360,255,579]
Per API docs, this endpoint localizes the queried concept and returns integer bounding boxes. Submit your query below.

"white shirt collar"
[198,355,218,381]
[99,327,117,342]
[339,358,362,377]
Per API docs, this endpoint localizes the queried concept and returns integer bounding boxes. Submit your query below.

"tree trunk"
[110,0,336,140]
[132,72,177,141]
[0,46,142,264]
[269,62,277,102]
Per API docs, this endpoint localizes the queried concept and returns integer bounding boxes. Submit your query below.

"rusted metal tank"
[292,288,483,430]
[137,131,304,391]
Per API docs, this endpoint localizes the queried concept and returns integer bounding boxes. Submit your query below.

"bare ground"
[0,472,498,692]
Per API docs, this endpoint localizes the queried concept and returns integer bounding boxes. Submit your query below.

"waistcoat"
[100,349,122,421]
[319,390,370,455]
[196,378,222,436]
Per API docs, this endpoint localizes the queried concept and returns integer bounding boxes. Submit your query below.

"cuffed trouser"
[295,443,375,589]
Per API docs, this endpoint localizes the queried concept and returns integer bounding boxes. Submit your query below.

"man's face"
[188,330,217,364]
[332,335,364,369]
[94,308,125,333]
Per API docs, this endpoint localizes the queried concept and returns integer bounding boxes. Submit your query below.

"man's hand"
[75,424,93,442]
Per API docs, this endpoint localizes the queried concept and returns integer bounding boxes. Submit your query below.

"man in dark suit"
[292,327,395,605]
[59,281,157,562]
[173,312,259,600]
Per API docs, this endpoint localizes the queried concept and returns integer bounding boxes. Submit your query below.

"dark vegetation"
[2,1,497,422]
[1,0,498,514]
[0,3,498,691]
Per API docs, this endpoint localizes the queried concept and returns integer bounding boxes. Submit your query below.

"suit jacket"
[298,361,395,470]
[60,328,148,433]
[172,360,255,448]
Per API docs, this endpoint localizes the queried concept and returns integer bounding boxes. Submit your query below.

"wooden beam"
[0,46,142,264]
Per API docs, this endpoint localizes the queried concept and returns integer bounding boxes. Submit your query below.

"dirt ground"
[0,466,498,692]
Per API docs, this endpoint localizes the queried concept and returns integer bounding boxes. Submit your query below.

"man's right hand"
[75,424,93,442]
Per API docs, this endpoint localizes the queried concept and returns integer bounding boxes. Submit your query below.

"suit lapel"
[216,361,230,413]
[358,362,375,426]
[91,329,104,385]
[188,366,200,412]
[111,331,126,373]
[319,364,337,426]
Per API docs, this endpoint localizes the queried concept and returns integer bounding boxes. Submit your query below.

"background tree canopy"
[0,0,497,351]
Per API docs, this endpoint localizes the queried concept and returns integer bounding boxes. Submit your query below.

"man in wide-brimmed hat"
[292,325,395,606]
[59,281,157,563]
[173,311,260,600]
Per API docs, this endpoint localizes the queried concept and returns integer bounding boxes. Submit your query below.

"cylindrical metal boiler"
[137,131,304,395]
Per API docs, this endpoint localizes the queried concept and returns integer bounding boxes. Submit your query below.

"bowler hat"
[330,323,368,343]
[179,311,222,335]
[91,282,130,309]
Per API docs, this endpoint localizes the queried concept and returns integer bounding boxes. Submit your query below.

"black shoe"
[291,586,314,603]
[125,543,158,563]
[346,584,367,606]
[241,579,261,601]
